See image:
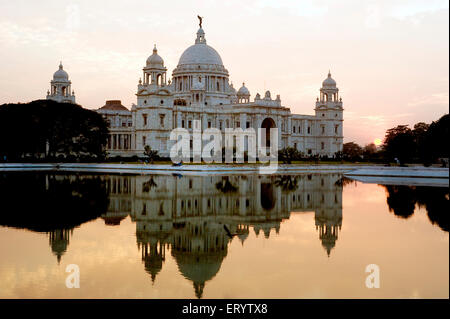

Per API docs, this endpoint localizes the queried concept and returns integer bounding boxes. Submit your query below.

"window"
[208,121,211,128]
[293,126,296,133]
[307,149,312,155]
[142,136,146,147]
[160,114,165,127]
[335,125,339,134]
[246,121,250,128]
[321,125,325,134]
[294,143,297,149]
[160,100,164,104]
[128,122,132,127]
[236,121,240,128]
[321,142,325,150]
[219,121,223,130]
[143,114,147,126]
[188,120,192,129]
[122,122,126,127]
[307,127,311,134]
[160,139,167,150]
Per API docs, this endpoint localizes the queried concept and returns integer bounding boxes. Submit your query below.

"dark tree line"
[384,185,449,232]
[0,173,109,232]
[343,114,449,165]
[0,99,109,162]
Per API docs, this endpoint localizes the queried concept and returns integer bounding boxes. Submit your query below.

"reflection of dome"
[322,71,336,88]
[146,45,164,67]
[53,62,69,81]
[48,229,72,264]
[140,242,165,283]
[173,252,225,299]
[178,28,224,66]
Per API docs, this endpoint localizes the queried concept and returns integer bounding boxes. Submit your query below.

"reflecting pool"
[0,172,448,298]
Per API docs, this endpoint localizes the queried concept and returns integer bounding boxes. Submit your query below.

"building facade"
[96,21,344,158]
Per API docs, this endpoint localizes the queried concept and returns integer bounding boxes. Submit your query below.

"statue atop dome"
[197,15,203,28]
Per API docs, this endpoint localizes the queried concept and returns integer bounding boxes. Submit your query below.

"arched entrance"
[261,118,276,147]
[260,182,275,211]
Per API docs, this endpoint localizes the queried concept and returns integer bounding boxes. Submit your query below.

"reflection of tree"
[384,185,449,231]
[0,173,108,232]
[335,176,355,187]
[415,187,449,232]
[142,177,158,192]
[385,186,416,219]
[274,175,299,192]
[215,177,238,193]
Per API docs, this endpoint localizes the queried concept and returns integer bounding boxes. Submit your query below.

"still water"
[0,172,448,298]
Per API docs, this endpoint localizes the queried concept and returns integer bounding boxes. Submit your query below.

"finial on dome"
[328,69,331,77]
[153,44,157,53]
[59,61,63,69]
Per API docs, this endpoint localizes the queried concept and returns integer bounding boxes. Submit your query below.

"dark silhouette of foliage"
[215,177,238,193]
[278,147,302,164]
[142,177,158,192]
[274,175,299,191]
[383,185,449,231]
[0,173,109,232]
[343,142,363,161]
[382,125,415,166]
[0,99,108,161]
[144,145,159,164]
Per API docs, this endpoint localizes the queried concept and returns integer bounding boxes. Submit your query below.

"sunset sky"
[0,0,448,145]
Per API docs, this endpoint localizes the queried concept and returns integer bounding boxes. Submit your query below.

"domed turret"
[322,71,336,88]
[237,82,250,103]
[142,44,167,86]
[146,45,164,68]
[46,62,76,103]
[53,62,69,81]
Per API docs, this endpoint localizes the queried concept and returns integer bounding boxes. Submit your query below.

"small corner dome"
[146,45,164,67]
[53,62,69,81]
[237,82,250,97]
[322,71,336,87]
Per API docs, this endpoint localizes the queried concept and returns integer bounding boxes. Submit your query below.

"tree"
[143,145,159,164]
[343,142,363,161]
[362,143,377,160]
[412,122,430,165]
[423,114,449,164]
[0,99,108,161]
[382,125,415,166]
[278,147,302,164]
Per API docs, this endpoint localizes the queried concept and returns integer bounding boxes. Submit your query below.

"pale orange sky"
[0,0,448,145]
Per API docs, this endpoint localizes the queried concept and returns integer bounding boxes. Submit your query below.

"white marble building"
[97,21,344,158]
[46,62,76,104]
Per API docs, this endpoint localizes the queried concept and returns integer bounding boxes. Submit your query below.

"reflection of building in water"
[103,173,343,297]
[47,229,73,264]
[101,176,133,225]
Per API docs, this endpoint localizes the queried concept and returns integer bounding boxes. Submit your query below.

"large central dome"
[177,28,223,66]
